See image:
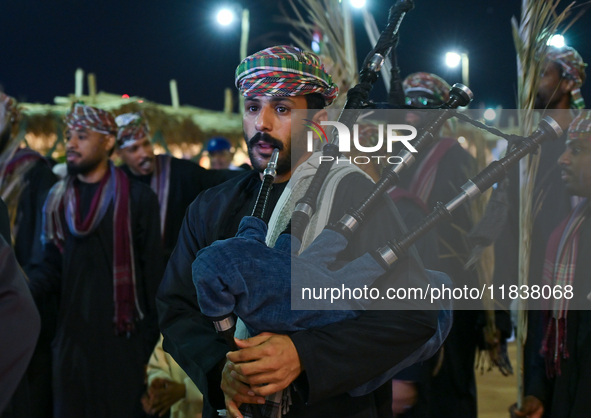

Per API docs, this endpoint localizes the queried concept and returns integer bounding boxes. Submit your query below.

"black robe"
[0,221,40,416]
[3,158,57,418]
[493,131,573,412]
[157,169,439,418]
[398,142,480,418]
[122,157,243,262]
[29,179,164,418]
[527,215,591,417]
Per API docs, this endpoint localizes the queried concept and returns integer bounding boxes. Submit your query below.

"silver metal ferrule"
[294,202,314,217]
[541,116,563,139]
[393,150,416,174]
[378,245,398,267]
[368,53,385,72]
[339,214,360,233]
[461,180,481,198]
[214,316,235,332]
[451,83,474,102]
[445,192,469,213]
[263,148,280,177]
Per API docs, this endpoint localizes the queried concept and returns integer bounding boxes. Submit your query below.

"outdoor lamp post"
[217,5,250,113]
[445,50,469,88]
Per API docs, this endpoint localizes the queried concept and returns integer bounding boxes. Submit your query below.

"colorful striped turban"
[545,46,587,109]
[115,112,150,148]
[403,72,451,107]
[65,104,117,136]
[568,110,591,142]
[235,45,339,106]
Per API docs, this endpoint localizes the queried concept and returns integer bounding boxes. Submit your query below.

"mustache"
[139,157,153,165]
[66,150,80,157]
[248,132,284,151]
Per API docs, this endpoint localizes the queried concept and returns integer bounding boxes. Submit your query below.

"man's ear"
[561,79,576,94]
[104,134,116,154]
[312,109,328,125]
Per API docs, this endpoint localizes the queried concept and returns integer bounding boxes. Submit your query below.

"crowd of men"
[0,40,589,418]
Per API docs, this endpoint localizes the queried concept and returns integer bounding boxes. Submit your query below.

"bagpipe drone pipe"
[192,115,562,399]
[194,114,563,327]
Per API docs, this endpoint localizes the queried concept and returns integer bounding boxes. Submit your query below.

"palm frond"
[280,0,359,109]
[512,0,580,408]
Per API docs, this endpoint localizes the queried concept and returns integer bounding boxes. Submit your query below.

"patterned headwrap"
[568,110,591,142]
[0,93,20,133]
[64,103,117,136]
[235,45,339,106]
[545,46,587,109]
[115,112,150,149]
[403,72,451,106]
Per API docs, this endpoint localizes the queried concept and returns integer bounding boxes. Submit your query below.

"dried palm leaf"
[279,0,358,109]
[511,0,579,408]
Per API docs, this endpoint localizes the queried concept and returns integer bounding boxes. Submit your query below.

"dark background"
[1,0,590,111]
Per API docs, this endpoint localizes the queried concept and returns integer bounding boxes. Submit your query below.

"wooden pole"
[170,79,180,109]
[239,8,250,114]
[341,1,358,83]
[75,68,84,98]
[224,88,234,114]
[88,73,97,104]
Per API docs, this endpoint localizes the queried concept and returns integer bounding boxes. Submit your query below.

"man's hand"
[391,380,418,416]
[226,332,303,397]
[147,378,186,417]
[221,359,266,418]
[509,396,544,418]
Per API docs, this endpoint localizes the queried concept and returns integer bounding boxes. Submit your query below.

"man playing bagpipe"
[157,45,442,418]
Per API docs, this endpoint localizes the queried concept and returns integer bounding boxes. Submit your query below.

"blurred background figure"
[143,335,203,418]
[0,92,57,418]
[0,197,41,418]
[116,113,240,262]
[205,137,240,170]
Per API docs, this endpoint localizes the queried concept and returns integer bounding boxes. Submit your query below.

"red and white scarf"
[541,199,589,376]
[42,163,142,335]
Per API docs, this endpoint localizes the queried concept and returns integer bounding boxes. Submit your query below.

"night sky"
[2,0,590,111]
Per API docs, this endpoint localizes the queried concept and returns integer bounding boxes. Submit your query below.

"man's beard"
[66,154,104,177]
[245,132,292,174]
[135,156,155,175]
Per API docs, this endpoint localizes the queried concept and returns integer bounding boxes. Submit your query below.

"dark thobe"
[3,157,56,418]
[29,179,163,418]
[122,157,242,261]
[493,131,572,410]
[527,215,591,417]
[0,199,40,417]
[157,169,439,418]
[388,191,439,418]
[12,159,57,274]
[399,142,480,418]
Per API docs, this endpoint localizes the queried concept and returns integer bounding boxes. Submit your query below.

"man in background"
[206,136,241,170]
[116,113,239,261]
[0,92,57,418]
[29,104,163,417]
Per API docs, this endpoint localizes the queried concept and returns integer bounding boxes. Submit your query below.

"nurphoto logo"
[304,121,418,165]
